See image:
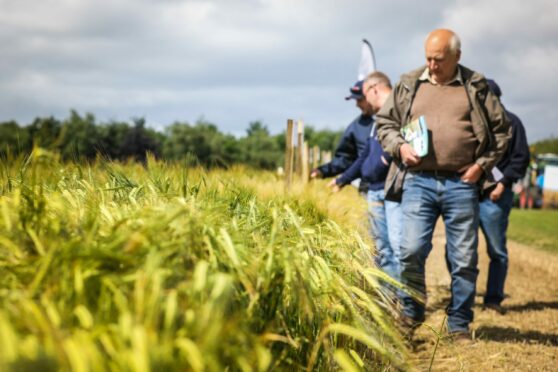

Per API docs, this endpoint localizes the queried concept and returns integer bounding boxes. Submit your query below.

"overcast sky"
[1,0,557,142]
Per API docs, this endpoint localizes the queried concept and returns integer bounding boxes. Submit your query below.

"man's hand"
[459,163,483,184]
[399,143,421,166]
[489,182,505,201]
[310,169,322,179]
[327,178,341,193]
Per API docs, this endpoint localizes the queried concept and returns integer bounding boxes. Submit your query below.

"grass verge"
[508,209,558,253]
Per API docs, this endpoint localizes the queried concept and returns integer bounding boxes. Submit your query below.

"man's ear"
[456,49,462,62]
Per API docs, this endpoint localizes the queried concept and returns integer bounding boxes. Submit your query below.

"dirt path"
[409,220,558,371]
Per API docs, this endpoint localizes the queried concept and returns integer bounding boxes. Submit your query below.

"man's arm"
[474,85,512,174]
[500,112,530,188]
[315,121,357,178]
[488,112,530,200]
[376,83,407,162]
[335,138,370,187]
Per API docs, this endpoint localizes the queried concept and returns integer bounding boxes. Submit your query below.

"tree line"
[0,110,343,169]
[531,136,558,155]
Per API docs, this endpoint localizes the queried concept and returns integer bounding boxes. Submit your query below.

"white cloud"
[0,0,556,141]
[439,0,558,140]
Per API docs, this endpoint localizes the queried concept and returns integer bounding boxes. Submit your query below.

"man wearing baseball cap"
[310,80,374,183]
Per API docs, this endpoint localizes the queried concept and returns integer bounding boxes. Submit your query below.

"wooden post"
[284,119,294,191]
[321,150,332,164]
[312,145,320,170]
[293,143,298,177]
[301,141,309,184]
[295,120,304,178]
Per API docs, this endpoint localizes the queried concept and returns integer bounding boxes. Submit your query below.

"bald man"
[376,29,510,341]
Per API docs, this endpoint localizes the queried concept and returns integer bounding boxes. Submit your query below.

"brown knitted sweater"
[410,82,479,171]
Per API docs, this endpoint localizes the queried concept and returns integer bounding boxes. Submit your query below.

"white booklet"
[401,116,429,157]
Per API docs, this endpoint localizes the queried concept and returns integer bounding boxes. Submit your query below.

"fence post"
[301,141,309,184]
[295,120,304,178]
[285,119,294,191]
[312,145,320,170]
[321,150,332,164]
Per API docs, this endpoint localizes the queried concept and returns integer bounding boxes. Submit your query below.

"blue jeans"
[479,187,514,305]
[400,172,479,333]
[367,189,402,281]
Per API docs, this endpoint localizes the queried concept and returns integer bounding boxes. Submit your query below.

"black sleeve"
[336,138,370,186]
[500,112,530,187]
[316,121,358,178]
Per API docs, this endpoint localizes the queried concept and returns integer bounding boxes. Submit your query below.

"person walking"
[480,79,530,314]
[376,29,511,341]
[329,72,402,282]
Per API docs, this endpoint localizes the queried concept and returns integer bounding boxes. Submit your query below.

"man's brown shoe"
[399,316,421,340]
[448,330,473,345]
[483,302,507,315]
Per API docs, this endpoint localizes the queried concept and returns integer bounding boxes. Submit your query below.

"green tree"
[59,110,100,160]
[531,136,558,155]
[162,120,239,167]
[238,121,282,169]
[96,121,132,160]
[27,116,62,149]
[121,118,162,163]
[304,125,343,152]
[0,121,30,156]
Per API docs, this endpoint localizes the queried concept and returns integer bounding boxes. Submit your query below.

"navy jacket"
[494,110,530,188]
[336,125,392,191]
[316,114,373,178]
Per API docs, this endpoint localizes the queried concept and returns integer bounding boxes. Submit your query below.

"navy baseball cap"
[345,80,365,100]
[486,79,502,98]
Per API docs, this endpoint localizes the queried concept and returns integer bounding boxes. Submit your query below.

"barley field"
[0,149,407,371]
